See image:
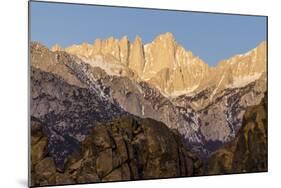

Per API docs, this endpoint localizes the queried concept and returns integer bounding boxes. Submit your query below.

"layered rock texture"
[30,116,203,186]
[30,32,267,186]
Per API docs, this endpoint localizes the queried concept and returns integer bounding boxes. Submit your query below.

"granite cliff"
[52,33,266,98]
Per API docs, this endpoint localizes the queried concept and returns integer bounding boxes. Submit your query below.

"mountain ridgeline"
[51,32,266,98]
[30,32,267,186]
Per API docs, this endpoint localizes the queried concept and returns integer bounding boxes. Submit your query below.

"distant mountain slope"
[31,43,130,169]
[51,32,267,98]
[31,67,129,168]
[174,74,266,148]
[207,94,267,174]
[31,42,85,88]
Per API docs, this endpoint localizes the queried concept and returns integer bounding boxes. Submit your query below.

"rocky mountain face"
[52,33,209,97]
[30,42,204,186]
[31,42,129,169]
[30,32,267,186]
[30,116,203,187]
[207,94,267,174]
[50,34,266,154]
[49,42,204,151]
[174,74,266,150]
[52,33,266,98]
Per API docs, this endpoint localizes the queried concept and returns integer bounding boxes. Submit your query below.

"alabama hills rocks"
[30,116,203,186]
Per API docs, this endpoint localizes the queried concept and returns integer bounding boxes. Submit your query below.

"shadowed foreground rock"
[31,116,203,186]
[207,95,267,174]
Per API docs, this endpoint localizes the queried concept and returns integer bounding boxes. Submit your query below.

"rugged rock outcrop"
[207,94,267,174]
[128,36,145,76]
[31,116,203,187]
[143,32,210,96]
[52,33,267,98]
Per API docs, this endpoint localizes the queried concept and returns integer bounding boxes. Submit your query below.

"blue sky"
[30,1,267,66]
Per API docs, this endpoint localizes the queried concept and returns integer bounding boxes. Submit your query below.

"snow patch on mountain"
[79,55,129,77]
[169,84,199,97]
[210,72,225,101]
[229,73,262,88]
